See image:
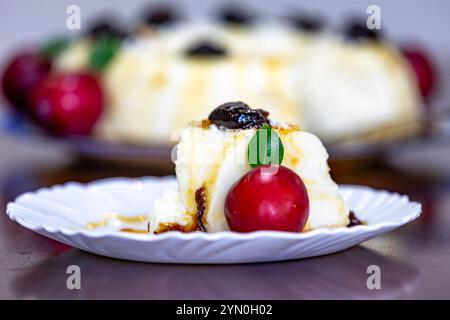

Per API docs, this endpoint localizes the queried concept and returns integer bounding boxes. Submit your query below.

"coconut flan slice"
[150,102,349,234]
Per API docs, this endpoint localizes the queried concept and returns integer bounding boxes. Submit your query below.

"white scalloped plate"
[6,176,421,264]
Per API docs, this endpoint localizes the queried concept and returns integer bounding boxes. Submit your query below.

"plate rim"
[6,176,422,242]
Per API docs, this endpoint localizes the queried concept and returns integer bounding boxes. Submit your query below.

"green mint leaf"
[89,35,120,71]
[247,123,284,168]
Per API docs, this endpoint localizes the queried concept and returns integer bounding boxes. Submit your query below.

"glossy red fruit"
[1,51,51,112]
[29,73,103,136]
[225,165,309,232]
[402,47,436,98]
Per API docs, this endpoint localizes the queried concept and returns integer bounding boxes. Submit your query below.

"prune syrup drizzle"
[347,211,364,227]
[153,186,207,234]
[195,186,207,232]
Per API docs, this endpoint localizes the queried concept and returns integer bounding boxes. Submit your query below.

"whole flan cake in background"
[2,5,426,148]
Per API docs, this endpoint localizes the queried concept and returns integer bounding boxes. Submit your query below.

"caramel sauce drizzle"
[86,214,149,234]
[194,186,207,232]
[196,117,300,133]
[153,223,194,234]
[200,119,212,128]
[153,186,207,234]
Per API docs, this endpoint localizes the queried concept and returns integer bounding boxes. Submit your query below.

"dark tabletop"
[1,135,450,299]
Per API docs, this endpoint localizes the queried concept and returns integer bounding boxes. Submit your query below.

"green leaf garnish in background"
[40,37,70,60]
[89,35,120,71]
[247,123,284,168]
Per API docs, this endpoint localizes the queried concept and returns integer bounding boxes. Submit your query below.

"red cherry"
[1,51,51,112]
[402,46,436,98]
[29,73,103,136]
[225,165,309,232]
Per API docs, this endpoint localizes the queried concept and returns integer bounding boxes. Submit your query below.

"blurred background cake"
[50,6,423,145]
[0,2,430,152]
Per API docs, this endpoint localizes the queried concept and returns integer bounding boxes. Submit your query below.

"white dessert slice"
[150,116,349,234]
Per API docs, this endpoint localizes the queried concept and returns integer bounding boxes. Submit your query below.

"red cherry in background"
[225,165,310,233]
[1,51,51,112]
[29,73,103,136]
[402,46,436,99]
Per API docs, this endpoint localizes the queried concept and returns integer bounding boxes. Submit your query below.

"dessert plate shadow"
[6,176,421,264]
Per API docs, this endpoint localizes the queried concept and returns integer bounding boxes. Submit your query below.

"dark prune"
[347,211,364,227]
[185,41,227,57]
[289,14,324,32]
[344,20,380,42]
[142,6,179,27]
[208,102,269,129]
[86,18,126,40]
[218,7,253,26]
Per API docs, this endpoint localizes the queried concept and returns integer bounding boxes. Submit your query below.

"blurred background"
[1,0,450,63]
[1,0,450,299]
[0,0,449,196]
[0,0,449,194]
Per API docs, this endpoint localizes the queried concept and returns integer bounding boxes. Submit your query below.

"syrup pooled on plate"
[86,213,150,233]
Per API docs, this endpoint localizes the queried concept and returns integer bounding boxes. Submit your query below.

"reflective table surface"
[1,134,450,299]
